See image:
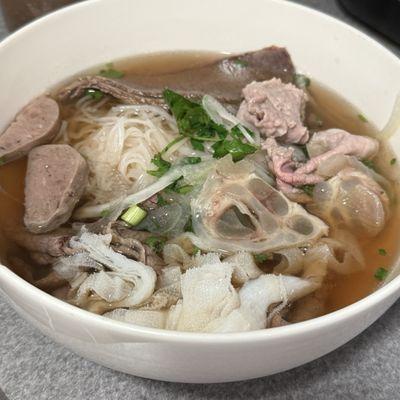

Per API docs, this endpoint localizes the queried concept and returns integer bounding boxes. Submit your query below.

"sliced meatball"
[24,144,88,233]
[0,96,61,164]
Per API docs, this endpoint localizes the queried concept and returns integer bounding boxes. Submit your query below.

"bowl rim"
[0,0,400,343]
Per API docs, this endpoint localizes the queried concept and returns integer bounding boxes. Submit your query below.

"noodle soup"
[0,49,398,332]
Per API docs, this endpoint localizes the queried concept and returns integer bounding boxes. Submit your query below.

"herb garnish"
[362,159,376,171]
[174,185,193,194]
[193,246,201,255]
[184,217,193,232]
[121,205,147,226]
[374,267,388,281]
[99,63,125,79]
[358,113,368,123]
[294,73,311,89]
[167,177,193,194]
[301,184,315,197]
[145,236,167,254]
[390,158,397,165]
[378,248,387,256]
[254,253,273,263]
[100,208,111,218]
[182,156,202,165]
[163,89,257,161]
[147,153,172,177]
[233,59,249,68]
[190,138,205,151]
[156,194,168,206]
[85,88,104,101]
[211,138,257,161]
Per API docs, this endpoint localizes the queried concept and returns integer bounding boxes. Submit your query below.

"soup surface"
[0,49,398,331]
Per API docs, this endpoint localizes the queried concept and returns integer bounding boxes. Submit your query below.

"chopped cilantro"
[175,184,193,195]
[147,153,171,177]
[99,63,125,79]
[254,253,272,263]
[161,135,185,155]
[378,248,387,256]
[358,113,368,123]
[294,73,311,89]
[85,88,104,101]
[390,158,397,165]
[301,184,315,197]
[184,217,193,232]
[167,177,193,195]
[163,89,258,162]
[190,138,205,151]
[233,58,249,68]
[212,138,257,162]
[163,89,227,139]
[100,208,111,218]
[156,194,167,206]
[193,246,201,255]
[182,156,202,165]
[144,236,166,254]
[230,125,254,139]
[362,159,376,171]
[374,267,388,281]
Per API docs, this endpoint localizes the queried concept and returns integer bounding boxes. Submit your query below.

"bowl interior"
[0,0,400,339]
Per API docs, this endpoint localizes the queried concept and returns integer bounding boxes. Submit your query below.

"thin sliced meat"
[104,222,165,273]
[58,46,294,106]
[0,96,61,164]
[298,129,379,174]
[263,137,322,202]
[237,78,308,144]
[24,144,88,233]
[4,228,73,257]
[264,138,323,186]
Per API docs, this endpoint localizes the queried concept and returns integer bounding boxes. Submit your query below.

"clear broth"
[0,51,399,316]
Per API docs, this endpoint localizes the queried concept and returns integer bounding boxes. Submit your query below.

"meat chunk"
[264,138,323,186]
[24,144,88,233]
[58,46,295,107]
[0,96,60,164]
[264,128,380,203]
[263,138,323,201]
[297,129,379,174]
[4,228,73,257]
[58,76,166,107]
[104,222,165,273]
[237,78,308,144]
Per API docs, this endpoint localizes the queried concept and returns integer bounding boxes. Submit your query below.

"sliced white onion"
[202,95,259,145]
[73,166,185,220]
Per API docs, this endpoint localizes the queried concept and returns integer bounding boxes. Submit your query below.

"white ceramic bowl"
[0,0,400,384]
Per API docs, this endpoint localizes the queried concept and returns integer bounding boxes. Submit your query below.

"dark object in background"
[0,0,78,32]
[339,0,400,45]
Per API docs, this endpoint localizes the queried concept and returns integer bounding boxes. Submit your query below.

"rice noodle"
[57,97,193,205]
[202,95,260,145]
